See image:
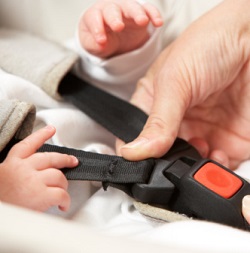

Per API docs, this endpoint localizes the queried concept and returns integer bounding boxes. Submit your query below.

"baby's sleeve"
[0,99,35,152]
[72,23,163,100]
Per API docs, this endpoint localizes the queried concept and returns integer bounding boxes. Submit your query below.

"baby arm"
[78,0,163,58]
[0,125,78,212]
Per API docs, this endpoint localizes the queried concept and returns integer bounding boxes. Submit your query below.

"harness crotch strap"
[0,28,248,228]
[56,73,250,230]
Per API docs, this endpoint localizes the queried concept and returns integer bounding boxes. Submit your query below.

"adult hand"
[118,0,250,225]
[0,126,78,212]
[78,0,162,58]
[120,0,250,170]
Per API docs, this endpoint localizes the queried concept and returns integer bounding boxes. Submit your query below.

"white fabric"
[1,67,250,252]
[0,0,93,43]
[71,22,162,101]
[1,0,250,252]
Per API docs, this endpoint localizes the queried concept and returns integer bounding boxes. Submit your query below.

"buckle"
[131,138,201,206]
[131,138,250,230]
[132,158,175,205]
[166,158,250,229]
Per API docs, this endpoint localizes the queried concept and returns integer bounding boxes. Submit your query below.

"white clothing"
[1,1,250,253]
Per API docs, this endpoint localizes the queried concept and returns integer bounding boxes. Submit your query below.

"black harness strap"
[58,73,147,143]
[0,138,154,196]
[39,143,154,187]
[57,73,159,193]
[2,72,250,230]
[0,72,155,188]
[0,72,157,194]
[0,72,200,193]
[56,73,201,184]
[55,73,201,195]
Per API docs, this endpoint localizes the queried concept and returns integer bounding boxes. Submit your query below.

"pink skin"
[120,0,250,171]
[80,0,250,224]
[79,0,163,58]
[111,0,250,223]
[0,126,78,212]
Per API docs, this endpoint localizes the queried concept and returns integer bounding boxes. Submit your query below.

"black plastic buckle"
[131,138,201,206]
[131,139,250,230]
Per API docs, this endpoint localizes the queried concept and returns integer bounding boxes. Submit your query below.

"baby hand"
[79,0,163,58]
[0,125,78,212]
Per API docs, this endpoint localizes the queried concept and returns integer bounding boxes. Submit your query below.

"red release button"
[194,162,243,198]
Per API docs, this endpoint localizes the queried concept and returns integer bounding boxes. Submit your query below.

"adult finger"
[209,150,229,169]
[242,196,250,225]
[115,138,125,156]
[8,125,56,159]
[121,54,191,160]
[188,137,209,158]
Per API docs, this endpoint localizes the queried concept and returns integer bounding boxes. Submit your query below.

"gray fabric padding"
[0,99,35,151]
[0,28,79,99]
[134,201,191,223]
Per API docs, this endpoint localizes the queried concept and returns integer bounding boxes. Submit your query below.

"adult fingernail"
[123,137,149,149]
[242,195,250,223]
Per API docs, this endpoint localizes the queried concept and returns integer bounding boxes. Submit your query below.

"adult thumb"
[121,68,190,161]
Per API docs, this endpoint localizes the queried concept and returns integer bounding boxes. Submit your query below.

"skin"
[0,0,162,215]
[79,0,163,58]
[116,0,250,223]
[80,0,250,223]
[120,0,250,170]
[0,126,78,212]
